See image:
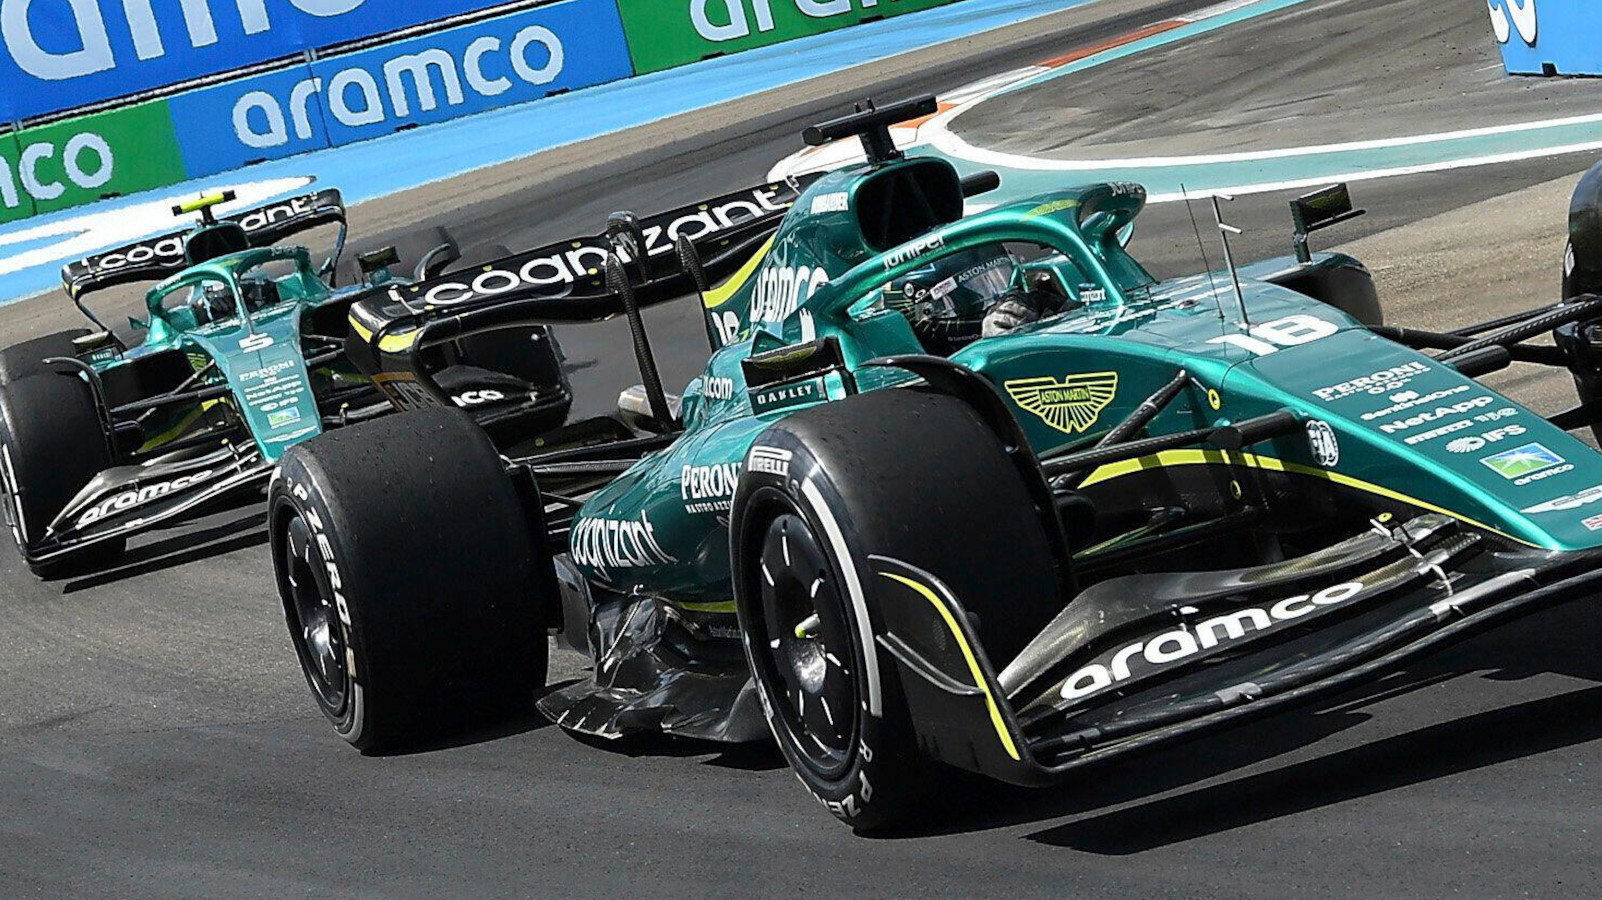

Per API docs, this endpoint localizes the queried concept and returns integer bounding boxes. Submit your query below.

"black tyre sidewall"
[0,330,87,386]
[732,390,1060,831]
[269,409,548,753]
[0,370,122,575]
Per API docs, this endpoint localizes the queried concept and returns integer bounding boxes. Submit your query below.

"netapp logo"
[77,470,214,528]
[1059,582,1367,702]
[390,187,791,308]
[1378,396,1494,434]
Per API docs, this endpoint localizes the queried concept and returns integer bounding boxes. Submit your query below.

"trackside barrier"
[613,0,965,74]
[168,0,632,177]
[1488,0,1602,76]
[0,0,979,226]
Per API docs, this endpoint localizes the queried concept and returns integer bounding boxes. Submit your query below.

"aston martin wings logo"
[1005,373,1119,435]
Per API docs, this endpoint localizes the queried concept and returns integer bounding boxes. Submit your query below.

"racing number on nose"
[1206,314,1339,356]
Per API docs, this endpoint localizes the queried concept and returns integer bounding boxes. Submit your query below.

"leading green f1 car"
[269,97,1602,831]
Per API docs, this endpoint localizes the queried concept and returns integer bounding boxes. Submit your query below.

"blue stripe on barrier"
[0,0,528,121]
[169,0,634,178]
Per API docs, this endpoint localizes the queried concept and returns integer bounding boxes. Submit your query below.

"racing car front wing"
[14,442,273,565]
[864,513,1602,786]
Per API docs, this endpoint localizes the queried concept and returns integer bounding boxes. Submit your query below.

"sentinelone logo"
[232,24,566,150]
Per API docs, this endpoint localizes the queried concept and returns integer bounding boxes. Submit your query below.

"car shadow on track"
[61,508,269,593]
[871,599,1602,846]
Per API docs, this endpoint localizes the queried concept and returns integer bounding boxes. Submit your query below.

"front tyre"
[732,390,1060,831]
[269,408,550,753]
[0,370,123,578]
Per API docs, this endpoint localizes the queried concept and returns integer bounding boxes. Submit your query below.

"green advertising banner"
[0,101,187,225]
[615,0,963,73]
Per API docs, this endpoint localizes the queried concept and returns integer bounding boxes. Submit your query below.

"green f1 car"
[269,97,1602,831]
[0,190,572,577]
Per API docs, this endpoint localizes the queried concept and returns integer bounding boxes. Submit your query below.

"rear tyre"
[269,408,550,753]
[732,390,1060,831]
[0,370,123,578]
[0,330,87,385]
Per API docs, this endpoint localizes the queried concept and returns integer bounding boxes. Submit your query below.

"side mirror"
[358,246,401,285]
[128,316,149,332]
[617,384,682,433]
[1290,183,1365,263]
[72,330,121,362]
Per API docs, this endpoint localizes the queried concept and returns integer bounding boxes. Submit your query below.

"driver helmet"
[239,277,281,313]
[881,246,1023,354]
[192,282,234,325]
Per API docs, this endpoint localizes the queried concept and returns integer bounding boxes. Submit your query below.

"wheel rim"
[280,511,348,714]
[749,511,859,778]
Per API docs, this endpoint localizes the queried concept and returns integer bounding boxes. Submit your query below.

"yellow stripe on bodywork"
[677,599,736,614]
[878,571,1021,762]
[348,318,419,353]
[703,236,775,310]
[1079,448,1532,547]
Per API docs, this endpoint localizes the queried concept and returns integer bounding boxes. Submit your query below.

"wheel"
[731,390,1060,831]
[0,370,124,578]
[269,407,550,753]
[0,329,87,385]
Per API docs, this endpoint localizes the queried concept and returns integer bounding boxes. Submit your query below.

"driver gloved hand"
[982,290,1050,338]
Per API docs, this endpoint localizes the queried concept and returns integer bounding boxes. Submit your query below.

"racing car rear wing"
[346,178,816,413]
[60,188,347,302]
[349,179,812,335]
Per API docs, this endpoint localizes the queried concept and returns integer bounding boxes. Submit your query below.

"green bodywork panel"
[570,156,1602,604]
[101,246,364,463]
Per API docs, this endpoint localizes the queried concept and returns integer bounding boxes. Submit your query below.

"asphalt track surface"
[6,1,1602,897]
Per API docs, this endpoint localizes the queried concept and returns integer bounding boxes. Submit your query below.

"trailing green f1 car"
[269,97,1602,831]
[0,190,572,577]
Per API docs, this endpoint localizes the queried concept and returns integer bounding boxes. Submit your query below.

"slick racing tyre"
[731,390,1059,832]
[269,408,550,753]
[0,329,88,385]
[0,370,123,578]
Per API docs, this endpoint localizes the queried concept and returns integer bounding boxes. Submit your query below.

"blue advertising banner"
[169,0,632,176]
[1488,0,1602,75]
[0,0,528,120]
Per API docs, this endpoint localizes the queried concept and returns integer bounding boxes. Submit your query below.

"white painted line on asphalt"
[926,112,1602,171]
